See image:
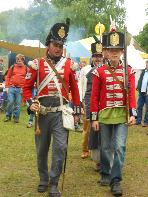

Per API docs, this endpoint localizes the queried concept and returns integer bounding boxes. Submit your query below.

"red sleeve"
[5,67,13,87]
[90,72,101,112]
[69,69,80,106]
[22,67,37,101]
[128,67,136,109]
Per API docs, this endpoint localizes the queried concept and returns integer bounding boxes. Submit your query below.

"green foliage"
[134,23,148,53]
[0,0,126,52]
[51,0,126,36]
[0,2,58,46]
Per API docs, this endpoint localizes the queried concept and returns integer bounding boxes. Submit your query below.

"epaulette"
[130,68,136,74]
[70,60,79,71]
[28,59,39,70]
[128,65,135,74]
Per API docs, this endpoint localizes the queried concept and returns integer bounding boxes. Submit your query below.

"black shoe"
[110,181,123,196]
[99,174,110,186]
[14,118,19,123]
[49,184,61,197]
[37,184,48,193]
[142,123,148,127]
[4,117,11,122]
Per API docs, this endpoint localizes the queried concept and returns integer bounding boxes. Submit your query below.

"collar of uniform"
[108,61,121,69]
[47,55,63,64]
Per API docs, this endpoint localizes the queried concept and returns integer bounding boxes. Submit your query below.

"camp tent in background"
[0,39,45,67]
[127,43,145,86]
[11,39,45,66]
[0,32,147,71]
[66,35,102,63]
[66,41,91,58]
[19,39,45,48]
[0,40,46,61]
[78,35,100,51]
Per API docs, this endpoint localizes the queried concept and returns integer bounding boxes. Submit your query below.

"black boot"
[49,184,61,197]
[37,184,48,193]
[110,181,123,196]
[99,174,110,186]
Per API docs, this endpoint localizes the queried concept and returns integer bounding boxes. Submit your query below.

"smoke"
[4,4,59,44]
[7,8,29,43]
[67,25,86,42]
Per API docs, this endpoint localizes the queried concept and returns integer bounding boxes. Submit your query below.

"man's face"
[16,57,24,65]
[102,49,109,59]
[80,61,86,69]
[92,54,103,66]
[107,48,123,63]
[47,41,63,58]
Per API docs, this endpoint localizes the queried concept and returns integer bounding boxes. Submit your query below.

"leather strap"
[45,57,69,99]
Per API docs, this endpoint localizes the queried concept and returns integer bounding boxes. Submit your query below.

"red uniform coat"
[23,57,80,107]
[90,64,136,115]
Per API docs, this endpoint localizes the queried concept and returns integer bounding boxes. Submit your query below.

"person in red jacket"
[90,30,137,196]
[23,19,80,196]
[4,54,27,123]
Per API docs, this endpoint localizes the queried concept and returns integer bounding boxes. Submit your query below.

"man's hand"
[92,121,99,131]
[30,102,40,113]
[128,116,136,125]
[81,107,85,115]
[74,115,80,125]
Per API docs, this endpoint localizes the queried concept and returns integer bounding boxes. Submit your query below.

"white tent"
[127,44,145,69]
[79,36,99,51]
[127,44,145,86]
[19,39,45,48]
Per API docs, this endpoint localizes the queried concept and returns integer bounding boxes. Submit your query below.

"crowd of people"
[0,19,147,197]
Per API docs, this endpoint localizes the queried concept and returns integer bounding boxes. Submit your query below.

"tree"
[0,0,126,51]
[134,23,148,53]
[51,0,126,38]
[0,2,58,45]
[25,3,58,44]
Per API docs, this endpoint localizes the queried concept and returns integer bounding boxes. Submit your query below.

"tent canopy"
[66,41,91,58]
[19,39,45,48]
[0,40,46,59]
[127,44,145,69]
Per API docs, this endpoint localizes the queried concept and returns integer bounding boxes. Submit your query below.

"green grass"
[0,108,148,197]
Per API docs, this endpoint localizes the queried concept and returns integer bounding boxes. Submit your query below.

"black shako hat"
[102,33,108,48]
[91,35,103,55]
[45,18,70,46]
[91,41,103,55]
[106,31,124,49]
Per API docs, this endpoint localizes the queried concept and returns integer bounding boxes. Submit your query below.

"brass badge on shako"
[110,33,119,46]
[96,43,102,53]
[58,26,65,38]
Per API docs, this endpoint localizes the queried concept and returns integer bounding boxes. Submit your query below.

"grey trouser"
[35,111,68,186]
[100,123,128,182]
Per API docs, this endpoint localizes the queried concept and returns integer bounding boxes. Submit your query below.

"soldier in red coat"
[23,19,80,196]
[90,30,137,196]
